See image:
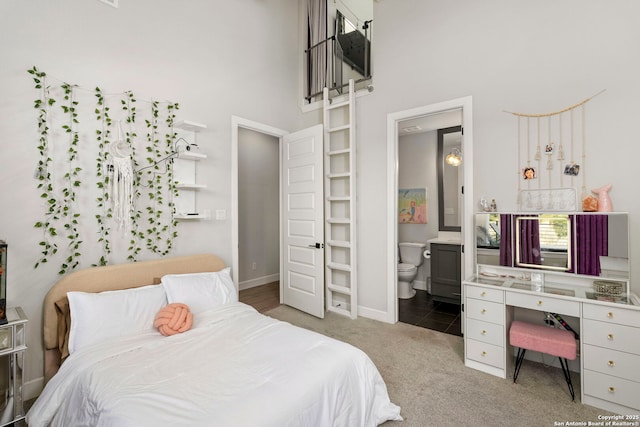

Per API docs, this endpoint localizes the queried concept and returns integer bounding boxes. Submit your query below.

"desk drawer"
[505,292,580,316]
[583,319,640,355]
[584,369,640,410]
[466,318,503,347]
[583,303,640,328]
[466,298,504,325]
[466,338,504,369]
[465,286,504,303]
[583,344,640,383]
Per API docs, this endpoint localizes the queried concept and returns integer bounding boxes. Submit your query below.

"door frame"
[386,97,474,323]
[231,116,288,302]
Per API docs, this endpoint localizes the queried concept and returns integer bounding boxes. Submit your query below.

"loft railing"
[305,20,372,102]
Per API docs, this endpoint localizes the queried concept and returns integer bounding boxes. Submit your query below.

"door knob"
[308,243,323,249]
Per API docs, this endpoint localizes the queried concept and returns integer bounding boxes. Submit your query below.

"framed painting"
[398,188,427,224]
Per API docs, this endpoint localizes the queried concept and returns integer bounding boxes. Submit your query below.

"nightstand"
[0,307,27,427]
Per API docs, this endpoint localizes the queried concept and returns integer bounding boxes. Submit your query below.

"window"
[538,214,569,251]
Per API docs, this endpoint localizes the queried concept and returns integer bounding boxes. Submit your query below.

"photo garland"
[504,90,605,211]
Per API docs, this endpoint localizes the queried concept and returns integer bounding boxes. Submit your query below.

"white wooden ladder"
[323,80,357,319]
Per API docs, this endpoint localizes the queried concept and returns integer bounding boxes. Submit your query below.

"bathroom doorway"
[386,97,474,334]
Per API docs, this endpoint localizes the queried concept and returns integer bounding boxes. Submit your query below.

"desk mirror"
[475,212,629,279]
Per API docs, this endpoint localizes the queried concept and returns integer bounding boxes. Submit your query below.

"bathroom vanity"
[464,212,639,415]
[429,241,461,305]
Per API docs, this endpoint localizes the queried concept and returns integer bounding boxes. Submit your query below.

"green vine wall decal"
[165,102,179,253]
[143,101,180,256]
[121,91,144,263]
[28,66,59,269]
[28,67,185,273]
[59,82,82,274]
[143,100,160,253]
[94,87,113,266]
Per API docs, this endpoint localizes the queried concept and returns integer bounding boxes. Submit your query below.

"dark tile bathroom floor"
[399,289,462,337]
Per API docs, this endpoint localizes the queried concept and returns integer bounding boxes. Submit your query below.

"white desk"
[463,274,640,415]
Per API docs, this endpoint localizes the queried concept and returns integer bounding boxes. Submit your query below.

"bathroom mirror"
[475,212,630,279]
[437,126,462,231]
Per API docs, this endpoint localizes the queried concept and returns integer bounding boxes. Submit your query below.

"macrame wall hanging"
[109,121,135,232]
[504,90,605,212]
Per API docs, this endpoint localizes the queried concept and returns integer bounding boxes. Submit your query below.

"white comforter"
[28,302,402,427]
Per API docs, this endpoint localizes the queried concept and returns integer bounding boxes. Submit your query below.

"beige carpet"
[265,305,616,427]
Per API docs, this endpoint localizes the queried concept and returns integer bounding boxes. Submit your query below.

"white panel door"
[282,125,325,318]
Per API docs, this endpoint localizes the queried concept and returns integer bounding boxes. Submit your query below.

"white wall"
[398,131,438,244]
[398,131,438,288]
[238,128,280,288]
[354,0,640,313]
[0,0,301,394]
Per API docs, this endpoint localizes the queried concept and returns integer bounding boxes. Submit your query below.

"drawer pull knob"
[537,300,543,306]
[481,292,486,297]
[607,312,613,319]
[481,351,487,357]
[608,360,615,367]
[607,334,614,341]
[481,330,487,335]
[608,387,615,393]
[481,309,487,314]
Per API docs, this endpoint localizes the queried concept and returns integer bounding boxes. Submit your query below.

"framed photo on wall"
[398,188,427,224]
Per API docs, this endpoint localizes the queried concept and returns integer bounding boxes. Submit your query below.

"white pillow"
[67,284,167,355]
[161,268,237,314]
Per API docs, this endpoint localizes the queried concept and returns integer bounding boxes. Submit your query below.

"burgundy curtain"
[573,214,608,275]
[518,216,542,265]
[499,214,513,266]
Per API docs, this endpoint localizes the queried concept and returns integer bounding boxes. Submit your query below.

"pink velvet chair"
[509,320,577,400]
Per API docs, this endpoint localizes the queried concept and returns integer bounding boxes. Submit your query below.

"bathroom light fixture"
[445,149,462,166]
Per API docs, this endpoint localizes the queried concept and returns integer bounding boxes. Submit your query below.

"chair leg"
[513,347,526,383]
[558,357,575,401]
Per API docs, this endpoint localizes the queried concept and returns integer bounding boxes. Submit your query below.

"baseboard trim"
[357,305,394,324]
[24,377,44,401]
[239,274,279,291]
[412,279,427,291]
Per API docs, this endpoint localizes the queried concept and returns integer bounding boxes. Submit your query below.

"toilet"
[398,242,427,299]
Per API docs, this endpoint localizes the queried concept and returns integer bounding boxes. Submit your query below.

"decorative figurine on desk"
[591,183,613,212]
[582,195,598,212]
[480,197,491,212]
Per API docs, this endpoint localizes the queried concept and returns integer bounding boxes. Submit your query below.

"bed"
[27,254,402,426]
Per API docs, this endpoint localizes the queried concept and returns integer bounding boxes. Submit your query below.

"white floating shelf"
[177,151,206,160]
[174,213,208,220]
[175,183,207,189]
[174,120,206,132]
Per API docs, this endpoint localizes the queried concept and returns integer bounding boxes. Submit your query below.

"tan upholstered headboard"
[42,254,226,383]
